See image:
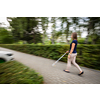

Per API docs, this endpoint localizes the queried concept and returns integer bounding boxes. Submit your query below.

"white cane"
[52,51,69,66]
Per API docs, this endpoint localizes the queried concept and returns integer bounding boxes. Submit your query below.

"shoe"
[63,70,70,73]
[78,71,84,76]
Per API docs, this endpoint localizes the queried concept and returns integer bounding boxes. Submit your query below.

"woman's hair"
[72,32,77,40]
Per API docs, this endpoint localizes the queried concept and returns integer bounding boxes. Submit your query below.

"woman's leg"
[65,57,72,71]
[71,54,82,72]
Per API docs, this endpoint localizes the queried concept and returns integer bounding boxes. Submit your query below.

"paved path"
[0,47,100,84]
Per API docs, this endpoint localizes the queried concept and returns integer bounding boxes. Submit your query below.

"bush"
[0,44,100,70]
[31,43,35,45]
[0,61,43,84]
[1,36,14,44]
[77,38,85,44]
[0,28,14,44]
[37,43,43,45]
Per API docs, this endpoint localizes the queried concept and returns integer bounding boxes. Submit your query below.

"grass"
[0,61,43,84]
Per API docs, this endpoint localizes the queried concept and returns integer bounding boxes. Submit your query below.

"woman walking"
[63,32,84,75]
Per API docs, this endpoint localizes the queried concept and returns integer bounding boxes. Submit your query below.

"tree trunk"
[66,23,69,44]
[52,33,55,44]
[33,29,36,44]
[92,28,95,44]
[42,31,45,44]
[33,33,35,44]
[74,25,76,32]
[85,27,89,44]
[52,39,54,44]
[79,26,81,38]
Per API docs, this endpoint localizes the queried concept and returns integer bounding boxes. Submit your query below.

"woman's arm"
[68,43,75,58]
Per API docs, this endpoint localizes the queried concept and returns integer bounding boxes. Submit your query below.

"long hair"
[72,32,77,41]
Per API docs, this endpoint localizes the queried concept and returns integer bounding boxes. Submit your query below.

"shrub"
[77,38,85,44]
[37,43,43,45]
[0,44,100,70]
[0,61,43,84]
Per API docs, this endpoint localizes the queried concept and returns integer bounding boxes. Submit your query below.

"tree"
[82,17,100,44]
[50,17,57,44]
[7,17,42,44]
[71,17,79,31]
[40,17,49,44]
[59,17,72,43]
[0,27,14,44]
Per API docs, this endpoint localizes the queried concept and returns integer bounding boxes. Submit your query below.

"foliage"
[0,61,43,84]
[6,17,100,45]
[50,17,57,44]
[59,17,72,42]
[44,38,52,44]
[0,44,100,70]
[81,17,100,44]
[88,34,100,44]
[7,17,42,44]
[37,43,43,45]
[0,28,14,44]
[14,40,24,44]
[31,43,35,45]
[77,38,85,44]
[40,17,49,44]
[54,31,63,40]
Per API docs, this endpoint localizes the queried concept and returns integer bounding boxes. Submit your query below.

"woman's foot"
[63,70,70,73]
[78,71,84,76]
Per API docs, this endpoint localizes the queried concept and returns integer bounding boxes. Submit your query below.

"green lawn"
[0,61,43,84]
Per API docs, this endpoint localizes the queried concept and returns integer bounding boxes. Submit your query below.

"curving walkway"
[0,47,100,84]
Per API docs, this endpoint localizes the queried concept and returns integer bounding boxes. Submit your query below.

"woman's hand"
[68,55,70,59]
[66,51,69,53]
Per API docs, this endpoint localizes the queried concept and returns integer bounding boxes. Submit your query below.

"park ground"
[0,47,100,84]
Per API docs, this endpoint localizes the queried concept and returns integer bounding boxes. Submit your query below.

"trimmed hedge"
[0,61,43,84]
[0,44,100,70]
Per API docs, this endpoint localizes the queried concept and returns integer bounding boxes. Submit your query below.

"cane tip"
[52,64,56,66]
